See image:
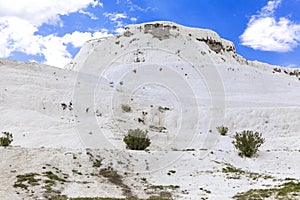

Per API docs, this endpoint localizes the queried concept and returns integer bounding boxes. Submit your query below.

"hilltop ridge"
[66,21,279,72]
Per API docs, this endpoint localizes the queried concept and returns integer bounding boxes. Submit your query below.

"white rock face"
[67,21,287,72]
[0,21,299,199]
[66,21,241,71]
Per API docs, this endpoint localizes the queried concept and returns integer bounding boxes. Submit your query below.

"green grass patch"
[233,181,300,200]
[14,173,41,190]
[43,171,66,182]
[222,163,274,180]
[50,196,170,200]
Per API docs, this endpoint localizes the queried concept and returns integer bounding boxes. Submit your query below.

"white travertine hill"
[66,21,294,75]
[66,21,249,71]
[0,21,299,200]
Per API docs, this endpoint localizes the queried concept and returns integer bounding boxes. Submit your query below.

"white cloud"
[79,10,98,20]
[261,0,281,16]
[0,0,102,26]
[0,0,107,68]
[41,35,73,67]
[124,0,154,12]
[104,12,127,28]
[130,17,137,23]
[0,17,42,57]
[62,31,111,49]
[42,31,110,67]
[240,0,300,52]
[114,27,125,34]
[104,12,127,21]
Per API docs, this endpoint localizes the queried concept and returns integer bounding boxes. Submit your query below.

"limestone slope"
[0,21,299,199]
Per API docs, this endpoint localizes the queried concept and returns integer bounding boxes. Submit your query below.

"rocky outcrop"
[143,23,178,40]
[196,38,224,53]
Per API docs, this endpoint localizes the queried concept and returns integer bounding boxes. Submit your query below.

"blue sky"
[0,0,299,68]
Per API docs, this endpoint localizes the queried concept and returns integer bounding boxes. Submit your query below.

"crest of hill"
[66,21,284,72]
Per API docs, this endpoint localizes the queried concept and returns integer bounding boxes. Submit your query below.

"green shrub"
[216,126,228,135]
[121,104,131,112]
[123,129,151,150]
[0,132,13,147]
[158,106,170,113]
[232,130,265,157]
[92,158,103,168]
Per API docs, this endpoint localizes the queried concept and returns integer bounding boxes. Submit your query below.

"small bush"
[121,104,131,112]
[123,129,151,150]
[0,132,13,147]
[158,106,170,113]
[92,158,103,168]
[100,166,120,179]
[232,130,265,157]
[216,126,228,135]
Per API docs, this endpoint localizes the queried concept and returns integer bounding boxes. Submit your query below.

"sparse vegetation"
[158,106,170,113]
[86,150,103,168]
[61,101,73,111]
[167,170,176,175]
[216,126,228,136]
[150,185,164,190]
[0,131,13,147]
[100,166,133,197]
[221,163,274,180]
[222,163,246,179]
[121,104,131,112]
[50,195,68,200]
[123,129,151,150]
[93,158,103,168]
[199,187,212,194]
[14,173,40,190]
[72,169,83,175]
[150,185,180,190]
[222,164,245,174]
[100,166,122,183]
[141,177,147,182]
[149,125,166,132]
[233,181,300,199]
[43,171,66,182]
[14,169,67,198]
[232,130,265,157]
[50,196,171,200]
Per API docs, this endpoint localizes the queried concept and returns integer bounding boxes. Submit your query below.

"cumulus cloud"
[0,17,41,57]
[240,0,300,52]
[0,0,106,68]
[41,31,110,67]
[63,31,103,48]
[0,0,102,26]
